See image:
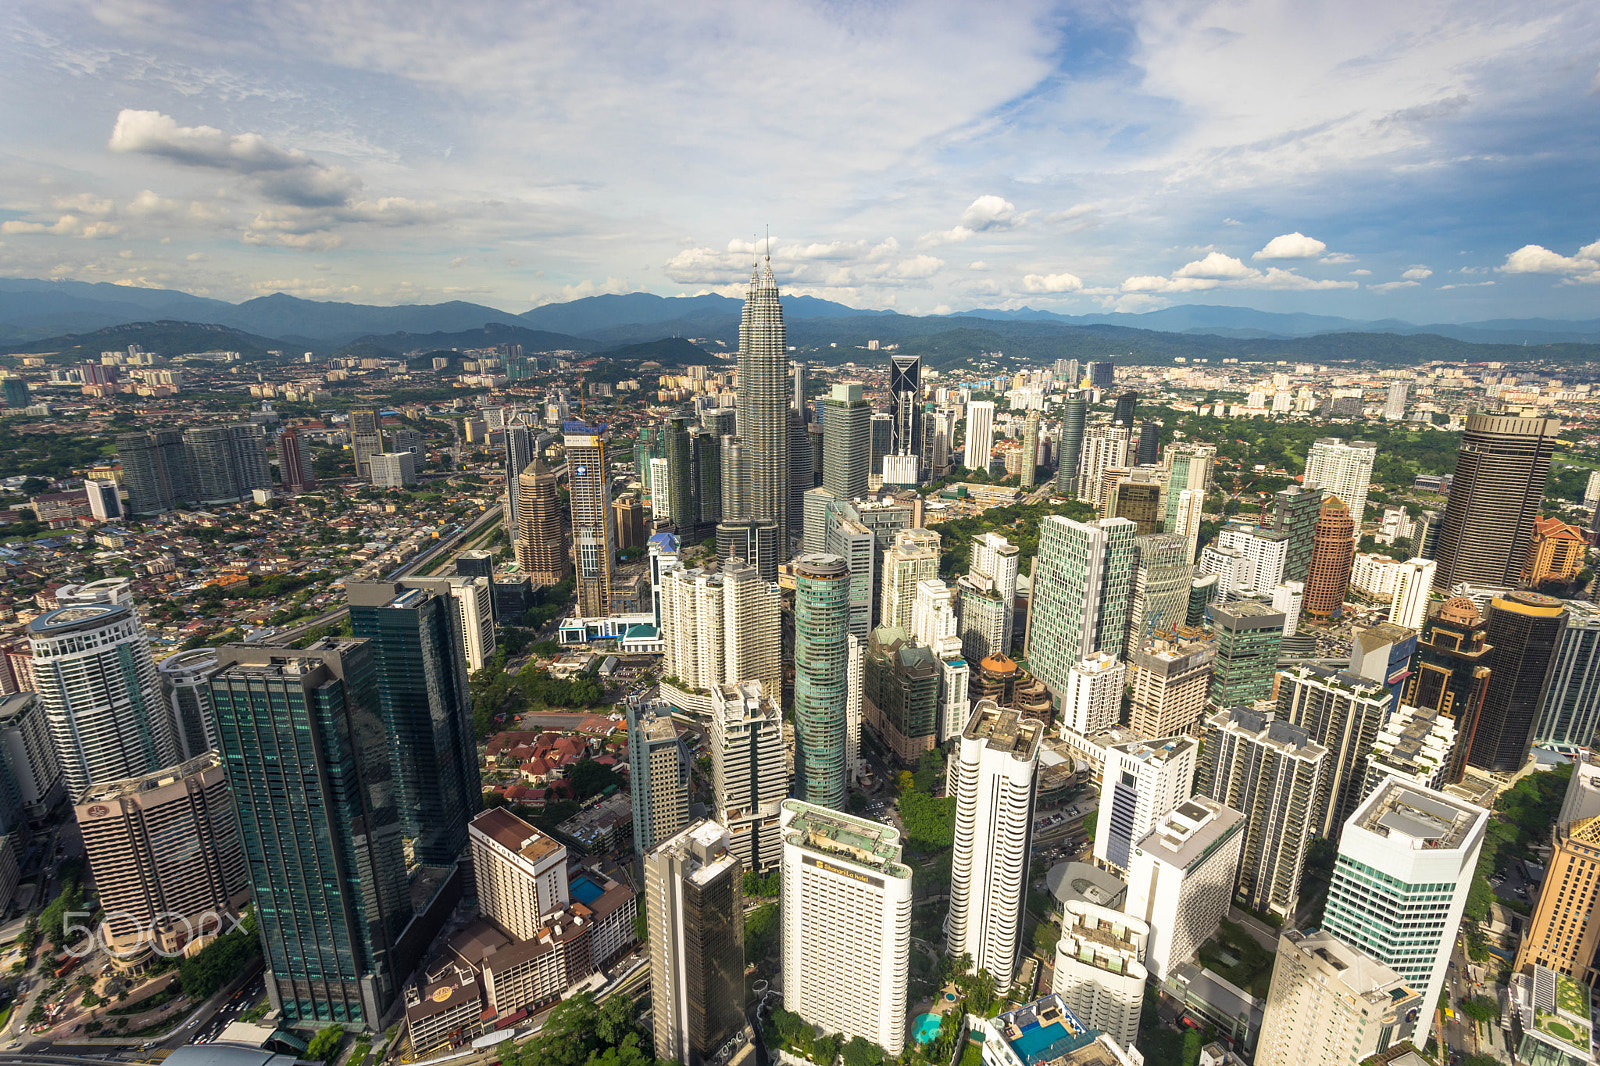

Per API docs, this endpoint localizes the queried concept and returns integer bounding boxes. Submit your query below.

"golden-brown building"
[1525,516,1588,586]
[1516,816,1600,981]
[75,752,250,971]
[1304,495,1355,620]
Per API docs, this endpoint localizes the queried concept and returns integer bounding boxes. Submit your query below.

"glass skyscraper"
[208,640,412,1027]
[735,256,791,556]
[1026,516,1137,705]
[347,581,482,866]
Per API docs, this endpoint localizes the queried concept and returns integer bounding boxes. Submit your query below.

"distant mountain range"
[3,278,1600,368]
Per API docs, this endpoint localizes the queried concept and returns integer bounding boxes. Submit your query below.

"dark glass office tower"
[347,582,481,865]
[1273,483,1324,585]
[1113,391,1138,426]
[208,640,411,1027]
[1433,413,1562,591]
[1209,601,1287,708]
[1403,597,1493,783]
[1056,391,1087,495]
[870,412,892,478]
[1467,591,1567,773]
[1137,421,1160,466]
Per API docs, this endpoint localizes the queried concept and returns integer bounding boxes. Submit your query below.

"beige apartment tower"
[1256,930,1419,1066]
[468,807,570,940]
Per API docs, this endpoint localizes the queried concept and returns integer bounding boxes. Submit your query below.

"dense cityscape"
[0,251,1597,1066]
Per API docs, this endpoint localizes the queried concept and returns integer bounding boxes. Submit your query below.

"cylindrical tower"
[792,554,850,810]
[1304,496,1355,620]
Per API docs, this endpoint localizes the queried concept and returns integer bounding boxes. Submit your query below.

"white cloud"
[1021,272,1084,293]
[0,215,122,239]
[1402,266,1433,280]
[968,261,988,271]
[1174,251,1256,279]
[528,276,633,307]
[1349,268,1372,275]
[1121,274,1220,293]
[960,195,1018,231]
[1499,243,1600,276]
[1254,268,1358,291]
[1254,232,1327,260]
[895,255,944,279]
[1439,280,1494,289]
[1369,280,1421,292]
[1320,253,1357,264]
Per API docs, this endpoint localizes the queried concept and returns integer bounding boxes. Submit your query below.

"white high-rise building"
[85,478,122,521]
[709,681,788,873]
[1272,581,1305,637]
[1321,778,1488,1041]
[1256,930,1419,1066]
[1304,438,1378,531]
[1202,523,1290,600]
[846,634,864,779]
[965,401,996,472]
[1163,443,1215,538]
[780,800,912,1054]
[661,561,781,699]
[649,457,672,519]
[879,528,941,633]
[1125,797,1245,982]
[1172,488,1206,563]
[468,807,569,940]
[946,701,1044,990]
[1062,653,1125,736]
[28,602,178,798]
[368,450,416,488]
[1388,558,1437,631]
[1051,901,1149,1049]
[1094,736,1197,875]
[1077,425,1132,504]
[443,575,496,671]
[1384,381,1408,420]
[911,580,971,743]
[970,532,1020,645]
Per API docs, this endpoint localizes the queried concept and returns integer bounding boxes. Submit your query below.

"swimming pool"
[1008,1022,1075,1065]
[571,874,604,905]
[912,1014,943,1045]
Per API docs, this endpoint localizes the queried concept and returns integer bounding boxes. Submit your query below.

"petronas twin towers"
[725,255,790,577]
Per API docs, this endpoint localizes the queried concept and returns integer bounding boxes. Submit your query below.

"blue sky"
[1,0,1597,321]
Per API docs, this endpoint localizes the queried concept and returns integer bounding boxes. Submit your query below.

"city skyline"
[1,2,1597,319]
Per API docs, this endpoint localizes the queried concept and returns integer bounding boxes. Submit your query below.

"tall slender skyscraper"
[1020,411,1042,489]
[1303,438,1377,532]
[646,821,748,1066]
[1468,592,1567,773]
[709,681,788,873]
[888,354,923,474]
[1304,496,1355,620]
[1404,598,1492,783]
[503,421,535,531]
[514,456,570,585]
[564,420,613,617]
[965,400,995,474]
[1433,413,1562,591]
[1125,533,1193,658]
[349,406,384,479]
[208,640,413,1028]
[277,427,317,494]
[347,581,482,865]
[735,256,791,553]
[946,701,1042,990]
[1056,391,1087,495]
[793,554,850,809]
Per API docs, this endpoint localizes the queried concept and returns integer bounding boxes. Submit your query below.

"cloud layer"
[0,0,1595,317]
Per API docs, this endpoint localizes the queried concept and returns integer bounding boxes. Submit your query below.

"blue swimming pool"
[1008,1022,1074,1065]
[571,874,604,905]
[912,1014,942,1045]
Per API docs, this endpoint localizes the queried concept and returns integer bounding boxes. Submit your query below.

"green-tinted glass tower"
[1056,391,1087,496]
[1025,516,1137,706]
[823,384,871,500]
[208,640,411,1028]
[1273,483,1324,584]
[1208,600,1287,708]
[347,581,482,866]
[793,554,850,809]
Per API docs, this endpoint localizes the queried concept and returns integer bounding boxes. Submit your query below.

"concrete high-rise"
[646,821,748,1066]
[710,681,788,873]
[1208,601,1285,709]
[780,800,912,1054]
[349,406,385,479]
[277,427,317,494]
[208,640,413,1028]
[1197,708,1326,919]
[74,752,250,967]
[1384,381,1408,420]
[468,807,569,940]
[1076,425,1131,504]
[1163,443,1215,538]
[1027,516,1136,706]
[1534,600,1600,750]
[565,420,613,617]
[1094,736,1197,874]
[736,256,792,551]
[1362,702,1459,797]
[1303,438,1377,531]
[793,554,851,809]
[347,580,482,865]
[1468,591,1567,772]
[1303,496,1355,619]
[965,400,995,473]
[1051,901,1148,1049]
[958,572,1009,664]
[880,528,941,633]
[1125,797,1245,982]
[1278,663,1391,837]
[1433,412,1562,591]
[946,701,1043,990]
[629,699,691,856]
[1061,653,1125,736]
[1020,411,1042,489]
[515,457,570,585]
[1126,533,1194,657]
[1322,779,1487,1042]
[1127,635,1216,739]
[1388,557,1436,630]
[822,384,871,499]
[504,421,535,532]
[117,429,192,514]
[970,532,1020,650]
[1056,391,1087,494]
[158,648,222,762]
[1256,930,1419,1066]
[1515,759,1600,981]
[28,603,178,798]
